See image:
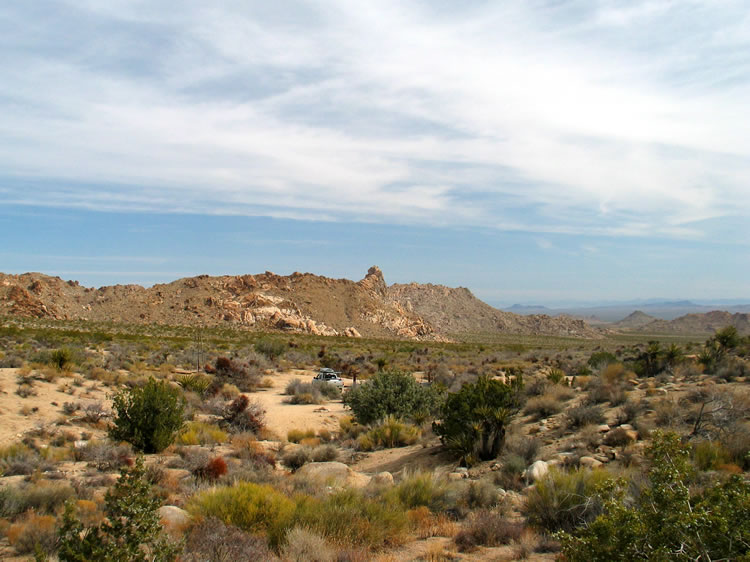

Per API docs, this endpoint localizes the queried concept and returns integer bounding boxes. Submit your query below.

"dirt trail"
[247,369,348,438]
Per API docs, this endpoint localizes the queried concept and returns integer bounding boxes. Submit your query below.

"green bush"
[560,431,750,561]
[361,415,421,449]
[693,440,731,471]
[50,347,74,370]
[58,456,178,561]
[175,374,211,396]
[384,472,451,511]
[109,377,185,453]
[188,482,295,548]
[294,489,409,549]
[343,371,443,425]
[433,375,524,466]
[255,338,287,361]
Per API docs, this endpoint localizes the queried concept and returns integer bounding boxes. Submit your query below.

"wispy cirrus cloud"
[1,0,748,237]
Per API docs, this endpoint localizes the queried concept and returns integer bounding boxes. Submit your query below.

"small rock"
[596,424,610,433]
[524,460,549,483]
[579,456,603,469]
[448,472,466,481]
[371,472,394,486]
[158,506,191,532]
[619,424,634,431]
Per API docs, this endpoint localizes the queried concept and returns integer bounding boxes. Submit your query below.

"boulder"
[158,506,191,532]
[524,460,549,483]
[579,456,603,469]
[371,472,394,487]
[295,462,371,488]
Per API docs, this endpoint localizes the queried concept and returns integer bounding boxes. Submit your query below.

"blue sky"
[1,1,748,306]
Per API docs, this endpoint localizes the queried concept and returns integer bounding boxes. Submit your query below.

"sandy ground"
[246,368,348,438]
[0,367,348,446]
[0,368,110,444]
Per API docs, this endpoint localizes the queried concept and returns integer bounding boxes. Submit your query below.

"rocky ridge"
[0,267,601,340]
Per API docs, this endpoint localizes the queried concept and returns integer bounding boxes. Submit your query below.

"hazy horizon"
[1,2,748,303]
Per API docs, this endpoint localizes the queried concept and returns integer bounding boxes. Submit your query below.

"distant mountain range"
[504,300,750,323]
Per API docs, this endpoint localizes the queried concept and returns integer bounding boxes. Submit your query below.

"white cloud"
[0,0,748,237]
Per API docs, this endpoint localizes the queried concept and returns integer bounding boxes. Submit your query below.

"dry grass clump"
[6,511,58,555]
[182,517,276,561]
[407,506,458,539]
[566,404,605,429]
[0,480,75,517]
[287,428,317,443]
[603,427,636,447]
[357,416,421,451]
[524,467,612,533]
[454,510,524,551]
[524,385,573,420]
[284,378,341,405]
[281,526,334,562]
[177,421,228,446]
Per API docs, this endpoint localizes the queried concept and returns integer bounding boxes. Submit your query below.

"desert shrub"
[220,383,240,399]
[58,456,179,561]
[175,374,211,396]
[193,456,228,481]
[361,415,421,449]
[311,444,338,463]
[177,421,228,446]
[294,488,409,549]
[693,440,732,471]
[384,472,452,512]
[603,427,636,448]
[210,356,260,392]
[339,416,367,439]
[343,371,443,425]
[7,512,58,555]
[82,401,106,423]
[504,434,541,464]
[494,453,527,490]
[287,428,317,443]
[454,510,524,551]
[187,482,295,548]
[524,394,563,420]
[433,375,524,466]
[109,377,185,453]
[223,395,266,434]
[62,401,80,415]
[255,338,287,362]
[50,347,74,370]
[285,379,325,405]
[459,478,499,511]
[559,431,750,561]
[282,526,334,562]
[525,467,613,533]
[546,368,566,385]
[0,481,75,517]
[16,383,36,398]
[653,397,682,427]
[566,404,604,428]
[615,399,645,425]
[282,446,312,471]
[182,517,275,561]
[74,440,133,471]
[588,351,617,370]
[0,443,54,476]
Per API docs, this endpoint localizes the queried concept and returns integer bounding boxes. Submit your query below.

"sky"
[1,1,749,306]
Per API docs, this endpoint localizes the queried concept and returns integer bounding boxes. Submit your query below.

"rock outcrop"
[0,267,603,340]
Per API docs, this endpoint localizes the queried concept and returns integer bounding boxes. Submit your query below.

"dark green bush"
[560,431,750,561]
[109,377,185,453]
[58,457,178,561]
[433,375,524,466]
[343,371,443,425]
